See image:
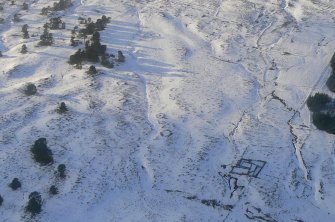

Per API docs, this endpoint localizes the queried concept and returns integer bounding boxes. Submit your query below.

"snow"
[1,0,335,221]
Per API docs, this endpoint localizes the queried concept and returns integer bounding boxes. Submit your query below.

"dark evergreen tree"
[69,49,84,65]
[0,194,3,206]
[24,83,37,95]
[41,7,49,15]
[58,102,67,113]
[101,55,114,68]
[57,164,66,178]
[22,3,28,10]
[31,138,53,165]
[21,44,28,54]
[26,192,42,215]
[101,15,111,24]
[49,185,58,195]
[9,178,21,190]
[22,24,29,39]
[39,26,53,46]
[88,65,97,74]
[49,17,63,29]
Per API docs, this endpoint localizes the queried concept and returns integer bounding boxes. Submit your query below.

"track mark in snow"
[270,91,309,179]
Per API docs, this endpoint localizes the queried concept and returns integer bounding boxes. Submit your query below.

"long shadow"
[102,19,185,78]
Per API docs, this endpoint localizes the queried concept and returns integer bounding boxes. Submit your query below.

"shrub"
[22,3,28,10]
[22,24,29,39]
[9,178,21,190]
[58,102,67,113]
[31,138,53,165]
[88,65,97,74]
[101,55,114,68]
[24,83,37,96]
[312,112,335,134]
[53,0,72,11]
[69,49,84,65]
[117,51,125,63]
[26,192,42,215]
[306,93,332,112]
[57,164,66,178]
[21,44,28,54]
[49,185,58,195]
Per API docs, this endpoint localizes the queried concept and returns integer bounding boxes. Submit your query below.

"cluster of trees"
[0,1,84,217]
[69,15,125,69]
[41,0,72,15]
[69,24,109,66]
[48,17,66,30]
[39,24,53,46]
[0,137,67,214]
[307,53,335,134]
[78,15,111,34]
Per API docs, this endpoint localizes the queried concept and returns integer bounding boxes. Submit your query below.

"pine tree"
[31,138,53,165]
[22,24,29,39]
[39,26,53,46]
[21,44,28,54]
[9,178,21,190]
[26,192,42,215]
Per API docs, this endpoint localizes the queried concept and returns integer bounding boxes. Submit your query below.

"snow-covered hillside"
[1,0,335,221]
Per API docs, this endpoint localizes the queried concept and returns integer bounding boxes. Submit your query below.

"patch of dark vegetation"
[49,185,58,195]
[9,178,21,190]
[22,24,29,39]
[41,0,72,15]
[308,52,335,134]
[57,164,66,178]
[306,93,332,112]
[48,17,66,30]
[326,74,335,92]
[31,138,53,165]
[24,83,37,96]
[57,102,68,113]
[39,25,53,46]
[25,192,42,216]
[0,194,3,206]
[69,15,125,69]
[312,112,335,134]
[21,44,28,54]
[87,65,97,74]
